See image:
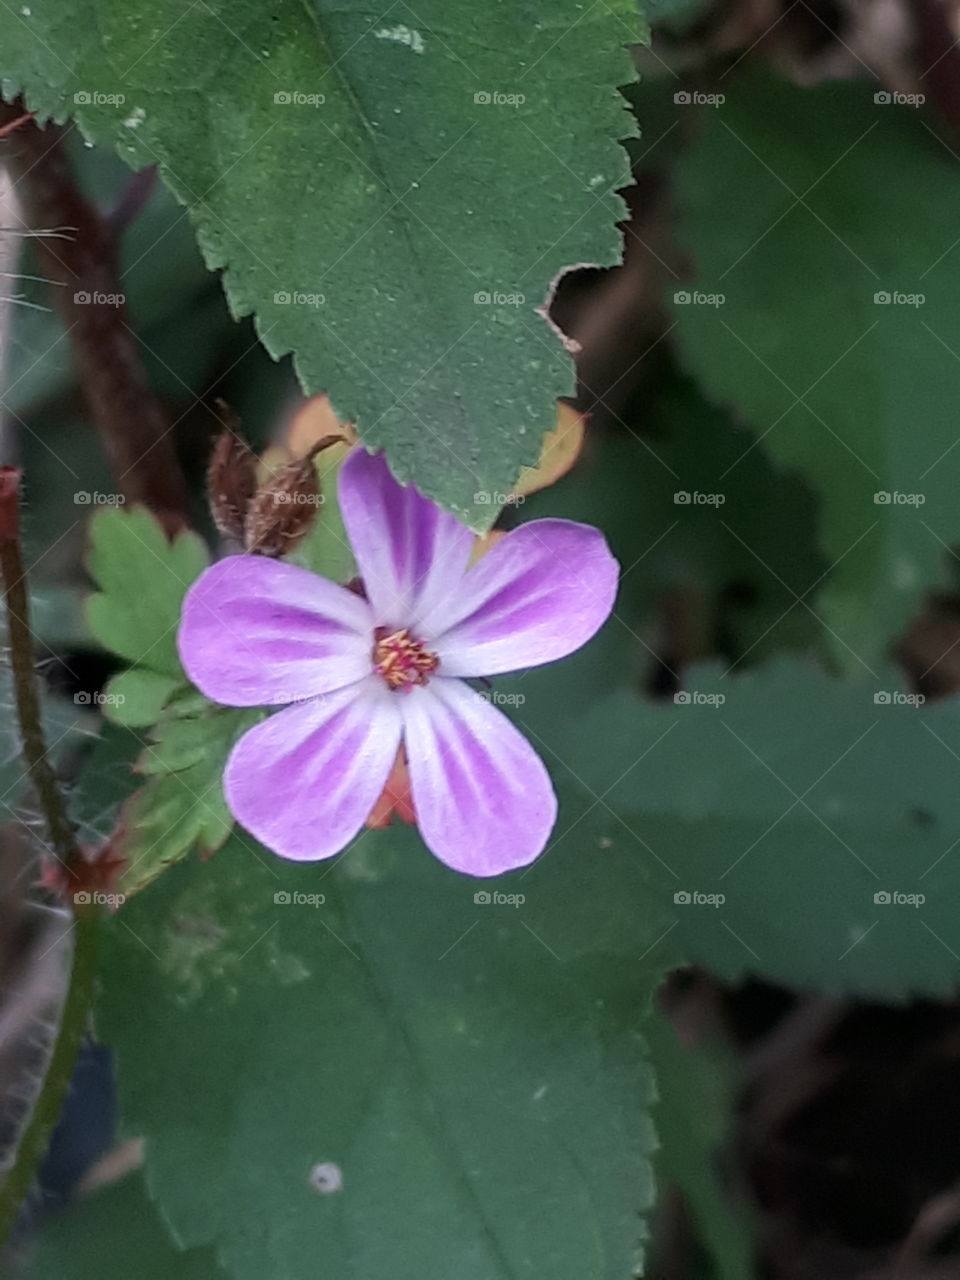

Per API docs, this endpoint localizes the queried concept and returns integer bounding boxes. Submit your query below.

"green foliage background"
[1,6,959,1280]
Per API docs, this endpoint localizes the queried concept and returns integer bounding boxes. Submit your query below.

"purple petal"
[178,556,374,707]
[339,449,474,633]
[400,676,557,876]
[430,519,618,678]
[225,679,402,861]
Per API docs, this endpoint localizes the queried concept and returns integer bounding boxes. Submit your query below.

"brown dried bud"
[207,427,258,543]
[244,453,323,557]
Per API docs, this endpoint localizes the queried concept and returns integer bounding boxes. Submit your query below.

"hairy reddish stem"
[0,467,78,867]
[0,467,98,1247]
[0,101,189,532]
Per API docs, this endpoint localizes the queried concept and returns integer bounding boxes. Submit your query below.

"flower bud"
[244,453,323,557]
[207,427,257,543]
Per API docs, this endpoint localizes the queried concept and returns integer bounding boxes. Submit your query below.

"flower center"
[373,627,439,690]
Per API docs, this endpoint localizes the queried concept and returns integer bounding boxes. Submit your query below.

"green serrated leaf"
[0,0,647,527]
[165,685,216,718]
[102,668,183,728]
[136,706,250,777]
[673,72,960,668]
[96,785,668,1280]
[117,704,263,896]
[505,650,960,997]
[86,505,209,677]
[118,773,233,894]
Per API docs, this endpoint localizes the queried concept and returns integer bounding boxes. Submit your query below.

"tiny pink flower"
[177,449,618,876]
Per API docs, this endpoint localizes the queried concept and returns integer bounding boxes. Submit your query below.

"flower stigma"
[373,626,439,690]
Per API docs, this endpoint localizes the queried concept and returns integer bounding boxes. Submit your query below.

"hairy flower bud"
[207,426,258,543]
[244,452,323,557]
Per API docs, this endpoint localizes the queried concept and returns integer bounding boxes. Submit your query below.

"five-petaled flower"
[177,449,618,876]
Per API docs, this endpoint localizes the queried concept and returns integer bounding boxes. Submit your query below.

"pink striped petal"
[339,449,474,633]
[400,677,556,876]
[178,556,374,707]
[430,519,618,677]
[225,679,402,861]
